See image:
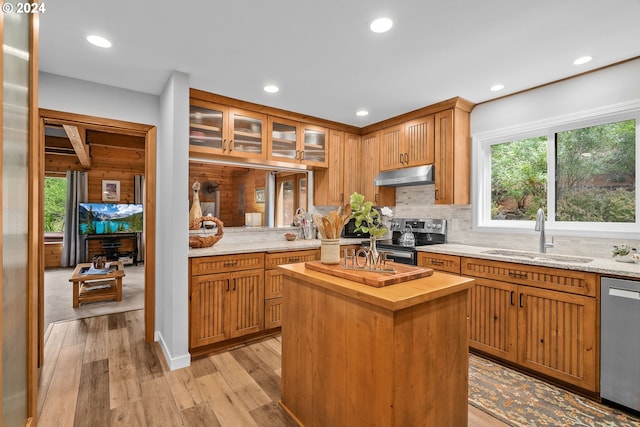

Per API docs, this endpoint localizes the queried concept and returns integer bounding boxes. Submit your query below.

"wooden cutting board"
[304,259,434,288]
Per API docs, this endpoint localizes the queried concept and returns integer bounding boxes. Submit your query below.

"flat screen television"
[79,203,143,235]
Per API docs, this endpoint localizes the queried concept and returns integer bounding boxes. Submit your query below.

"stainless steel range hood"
[374,165,434,187]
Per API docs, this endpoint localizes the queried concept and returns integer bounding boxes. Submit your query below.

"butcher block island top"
[278,263,475,427]
[304,259,434,287]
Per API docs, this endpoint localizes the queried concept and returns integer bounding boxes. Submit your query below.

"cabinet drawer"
[265,298,283,329]
[417,252,461,274]
[191,253,265,276]
[461,257,596,297]
[265,249,320,269]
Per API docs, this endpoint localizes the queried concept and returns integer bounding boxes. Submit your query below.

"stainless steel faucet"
[534,208,555,253]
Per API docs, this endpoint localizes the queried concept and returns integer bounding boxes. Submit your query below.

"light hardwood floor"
[38,310,507,427]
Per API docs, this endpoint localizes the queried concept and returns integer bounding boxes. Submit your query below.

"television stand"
[84,233,139,265]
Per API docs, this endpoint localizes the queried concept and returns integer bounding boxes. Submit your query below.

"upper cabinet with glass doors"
[189,99,267,160]
[267,118,327,167]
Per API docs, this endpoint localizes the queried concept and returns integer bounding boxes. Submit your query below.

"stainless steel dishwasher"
[601,276,640,412]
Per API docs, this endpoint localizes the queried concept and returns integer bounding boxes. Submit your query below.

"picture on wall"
[255,188,265,203]
[102,180,121,202]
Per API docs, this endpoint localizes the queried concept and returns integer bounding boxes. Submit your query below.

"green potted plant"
[349,192,389,264]
[612,244,636,263]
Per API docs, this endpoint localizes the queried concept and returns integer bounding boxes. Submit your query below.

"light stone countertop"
[416,243,640,279]
[188,237,365,257]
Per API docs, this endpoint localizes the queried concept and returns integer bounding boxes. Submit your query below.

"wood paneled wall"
[44,130,145,266]
[189,162,266,227]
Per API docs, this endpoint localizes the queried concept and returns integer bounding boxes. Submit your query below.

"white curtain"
[134,175,145,263]
[61,171,88,267]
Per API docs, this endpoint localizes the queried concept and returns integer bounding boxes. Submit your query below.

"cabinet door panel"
[380,125,404,171]
[229,269,265,338]
[190,273,230,347]
[468,278,518,362]
[268,117,300,162]
[517,287,597,391]
[343,133,361,200]
[265,298,283,329]
[434,110,454,204]
[189,100,227,155]
[301,124,327,166]
[405,115,434,167]
[229,109,267,159]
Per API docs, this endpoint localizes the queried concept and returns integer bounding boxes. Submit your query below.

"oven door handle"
[384,251,414,259]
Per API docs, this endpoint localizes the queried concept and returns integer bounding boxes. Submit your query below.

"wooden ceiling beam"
[63,124,91,169]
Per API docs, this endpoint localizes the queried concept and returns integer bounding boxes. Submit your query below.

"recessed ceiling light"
[369,17,393,33]
[490,84,504,92]
[573,56,592,65]
[356,110,369,117]
[86,35,112,48]
[263,85,279,93]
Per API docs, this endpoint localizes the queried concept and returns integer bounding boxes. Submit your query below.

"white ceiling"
[39,0,640,127]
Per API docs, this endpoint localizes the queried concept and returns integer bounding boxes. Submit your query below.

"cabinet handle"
[295,150,299,160]
[431,259,444,266]
[226,279,230,292]
[508,271,527,279]
[519,293,524,308]
[288,257,301,263]
[510,291,515,305]
[404,153,409,164]
[435,188,439,200]
[399,153,404,165]
[232,278,237,291]
[222,139,227,151]
[375,193,379,202]
[228,140,234,151]
[300,150,304,160]
[223,260,238,267]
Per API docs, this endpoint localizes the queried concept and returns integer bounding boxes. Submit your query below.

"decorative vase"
[321,239,340,264]
[368,236,380,268]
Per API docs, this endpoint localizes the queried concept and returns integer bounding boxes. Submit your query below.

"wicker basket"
[189,217,224,248]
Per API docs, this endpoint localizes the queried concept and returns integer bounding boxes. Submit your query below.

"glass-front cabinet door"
[229,109,267,159]
[189,101,266,159]
[301,124,328,167]
[268,117,300,162]
[189,100,227,155]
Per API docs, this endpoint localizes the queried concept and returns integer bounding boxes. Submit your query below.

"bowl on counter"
[285,233,297,241]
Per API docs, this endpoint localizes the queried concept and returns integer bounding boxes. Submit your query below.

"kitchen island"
[278,262,475,427]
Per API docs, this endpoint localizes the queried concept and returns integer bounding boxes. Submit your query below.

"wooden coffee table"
[69,261,125,308]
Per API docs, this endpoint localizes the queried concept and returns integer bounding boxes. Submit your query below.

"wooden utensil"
[313,213,326,239]
[322,217,334,239]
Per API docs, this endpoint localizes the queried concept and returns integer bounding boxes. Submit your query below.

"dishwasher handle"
[609,287,640,300]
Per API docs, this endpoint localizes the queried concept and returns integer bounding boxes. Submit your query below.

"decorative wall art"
[102,180,120,202]
[255,188,265,203]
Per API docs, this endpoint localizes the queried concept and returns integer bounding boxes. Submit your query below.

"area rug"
[44,264,145,330]
[469,354,640,426]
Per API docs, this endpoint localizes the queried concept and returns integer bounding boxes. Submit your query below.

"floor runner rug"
[469,354,640,426]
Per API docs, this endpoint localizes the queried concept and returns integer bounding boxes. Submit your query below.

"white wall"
[155,71,190,370]
[394,59,640,258]
[39,71,191,370]
[472,58,640,134]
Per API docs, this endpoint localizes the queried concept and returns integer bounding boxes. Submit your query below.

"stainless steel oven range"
[360,218,447,265]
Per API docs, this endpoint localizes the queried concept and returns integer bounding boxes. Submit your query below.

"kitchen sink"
[482,249,593,263]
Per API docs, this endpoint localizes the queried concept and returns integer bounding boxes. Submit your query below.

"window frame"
[473,101,640,239]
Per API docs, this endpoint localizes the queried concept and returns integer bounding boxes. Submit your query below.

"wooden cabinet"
[361,131,395,206]
[417,252,461,274]
[267,118,327,167]
[379,115,435,171]
[462,257,598,392]
[189,99,267,160]
[268,116,300,163]
[189,253,265,348]
[314,130,360,206]
[434,108,470,204]
[264,249,320,329]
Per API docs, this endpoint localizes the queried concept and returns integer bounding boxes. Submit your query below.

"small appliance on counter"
[360,218,447,265]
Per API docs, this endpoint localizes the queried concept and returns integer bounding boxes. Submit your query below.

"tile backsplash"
[392,185,638,259]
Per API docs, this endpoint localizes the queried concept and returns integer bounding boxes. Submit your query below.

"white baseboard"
[155,331,191,371]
